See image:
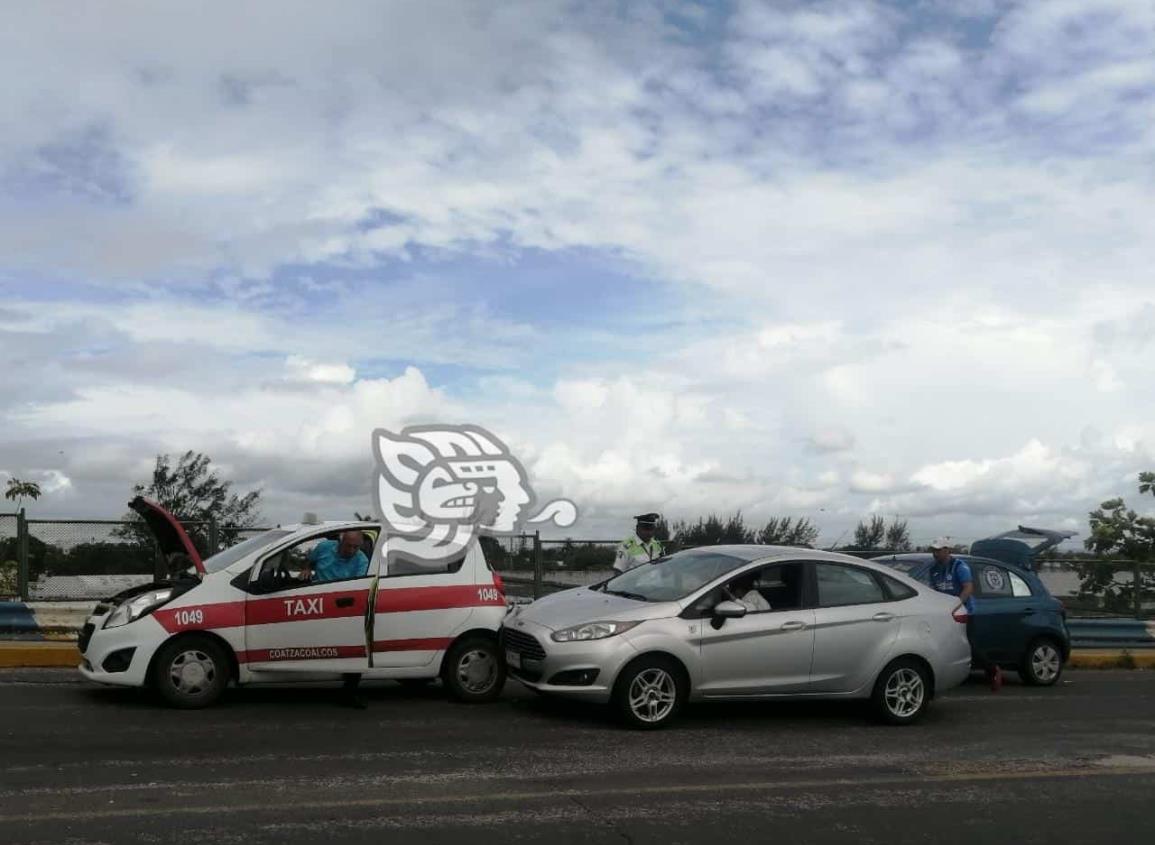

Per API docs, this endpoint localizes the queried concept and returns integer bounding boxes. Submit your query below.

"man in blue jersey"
[929,537,1002,692]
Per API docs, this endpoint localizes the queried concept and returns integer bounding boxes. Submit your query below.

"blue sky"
[0,0,1153,544]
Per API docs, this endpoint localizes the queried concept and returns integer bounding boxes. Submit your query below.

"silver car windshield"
[601,550,752,602]
[202,530,294,574]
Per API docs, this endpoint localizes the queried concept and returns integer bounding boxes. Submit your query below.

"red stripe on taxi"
[153,582,503,634]
[372,637,454,653]
[374,584,504,614]
[152,601,245,634]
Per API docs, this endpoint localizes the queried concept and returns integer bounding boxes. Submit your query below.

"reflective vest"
[613,536,664,572]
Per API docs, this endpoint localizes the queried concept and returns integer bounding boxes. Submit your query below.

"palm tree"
[4,478,42,512]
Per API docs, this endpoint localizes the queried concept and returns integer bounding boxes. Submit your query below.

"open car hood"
[128,496,205,577]
[969,525,1075,571]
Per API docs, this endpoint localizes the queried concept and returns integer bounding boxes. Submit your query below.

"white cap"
[929,536,952,550]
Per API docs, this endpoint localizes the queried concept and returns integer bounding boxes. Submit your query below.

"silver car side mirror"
[714,600,747,619]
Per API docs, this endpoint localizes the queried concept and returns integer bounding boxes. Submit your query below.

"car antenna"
[826,528,849,552]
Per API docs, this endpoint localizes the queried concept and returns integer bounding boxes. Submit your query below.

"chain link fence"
[0,513,18,598]
[2,516,1152,617]
[0,514,275,601]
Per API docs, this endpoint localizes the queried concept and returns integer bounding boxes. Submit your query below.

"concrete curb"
[0,642,80,668]
[0,642,1152,670]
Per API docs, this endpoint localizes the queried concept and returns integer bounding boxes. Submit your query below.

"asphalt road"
[1,670,1154,844]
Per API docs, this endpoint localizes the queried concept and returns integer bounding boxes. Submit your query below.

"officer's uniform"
[613,513,664,573]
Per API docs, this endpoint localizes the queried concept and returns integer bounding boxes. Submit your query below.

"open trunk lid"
[969,525,1075,571]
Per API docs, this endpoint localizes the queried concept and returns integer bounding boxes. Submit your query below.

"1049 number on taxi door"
[476,587,502,603]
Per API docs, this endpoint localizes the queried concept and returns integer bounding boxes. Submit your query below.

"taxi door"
[242,530,374,674]
[370,543,498,669]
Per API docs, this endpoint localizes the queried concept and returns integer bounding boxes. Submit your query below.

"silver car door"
[809,562,902,693]
[696,562,815,696]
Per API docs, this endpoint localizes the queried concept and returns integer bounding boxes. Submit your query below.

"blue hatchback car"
[872,554,1071,686]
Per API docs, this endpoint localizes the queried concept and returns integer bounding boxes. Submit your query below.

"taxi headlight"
[551,620,640,642]
[103,589,174,629]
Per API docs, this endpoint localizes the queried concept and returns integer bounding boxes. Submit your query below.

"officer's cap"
[634,512,661,526]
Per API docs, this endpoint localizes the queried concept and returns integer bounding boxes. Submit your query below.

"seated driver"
[727,573,771,612]
[302,530,369,583]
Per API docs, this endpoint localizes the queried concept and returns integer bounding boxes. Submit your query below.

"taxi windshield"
[600,550,751,602]
[202,530,294,574]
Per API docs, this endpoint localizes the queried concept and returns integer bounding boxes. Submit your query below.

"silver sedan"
[501,545,971,728]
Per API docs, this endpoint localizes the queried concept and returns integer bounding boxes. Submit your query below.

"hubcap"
[628,667,677,723]
[1032,644,1060,682]
[457,649,497,694]
[169,649,216,695]
[883,667,924,718]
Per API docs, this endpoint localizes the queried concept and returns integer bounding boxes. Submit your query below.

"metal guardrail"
[1068,619,1155,649]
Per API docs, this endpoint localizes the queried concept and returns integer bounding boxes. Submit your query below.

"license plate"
[505,650,522,669]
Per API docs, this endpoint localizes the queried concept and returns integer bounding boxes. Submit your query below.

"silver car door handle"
[780,620,807,631]
[872,612,895,622]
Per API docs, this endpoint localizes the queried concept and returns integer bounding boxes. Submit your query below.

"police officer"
[613,513,664,573]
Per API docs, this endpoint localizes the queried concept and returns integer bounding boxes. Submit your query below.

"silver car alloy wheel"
[1031,643,1061,683]
[169,649,217,696]
[457,648,498,694]
[628,667,677,723]
[883,667,924,719]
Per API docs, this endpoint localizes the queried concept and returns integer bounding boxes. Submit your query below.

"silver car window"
[603,550,750,602]
[816,563,886,607]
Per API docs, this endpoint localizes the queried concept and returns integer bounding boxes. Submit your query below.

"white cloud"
[284,356,356,386]
[0,1,1153,545]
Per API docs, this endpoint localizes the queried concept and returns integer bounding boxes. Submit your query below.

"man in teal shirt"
[303,530,370,583]
[301,530,371,708]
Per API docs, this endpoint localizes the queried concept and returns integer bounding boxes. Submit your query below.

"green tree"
[884,519,913,552]
[4,478,42,512]
[849,515,887,550]
[1079,473,1155,614]
[670,512,755,548]
[115,451,263,554]
[757,516,820,548]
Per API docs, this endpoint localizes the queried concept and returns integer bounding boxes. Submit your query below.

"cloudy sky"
[1,0,1152,546]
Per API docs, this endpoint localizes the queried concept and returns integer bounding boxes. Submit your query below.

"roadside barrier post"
[1135,560,1144,620]
[16,508,29,601]
[533,531,543,599]
[208,518,220,556]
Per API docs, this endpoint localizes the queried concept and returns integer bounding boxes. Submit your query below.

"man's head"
[929,537,953,565]
[337,530,364,559]
[634,512,659,542]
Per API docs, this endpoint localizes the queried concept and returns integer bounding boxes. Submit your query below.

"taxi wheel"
[871,657,930,725]
[1020,638,1063,686]
[152,635,230,709]
[613,655,686,730]
[442,636,505,703]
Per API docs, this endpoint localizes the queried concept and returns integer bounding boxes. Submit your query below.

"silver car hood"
[513,587,675,631]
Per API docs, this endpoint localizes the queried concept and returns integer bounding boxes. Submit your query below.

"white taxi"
[79,497,508,708]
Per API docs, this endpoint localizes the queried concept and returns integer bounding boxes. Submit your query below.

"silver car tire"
[151,635,230,709]
[613,656,686,730]
[1019,638,1063,687]
[871,657,930,726]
